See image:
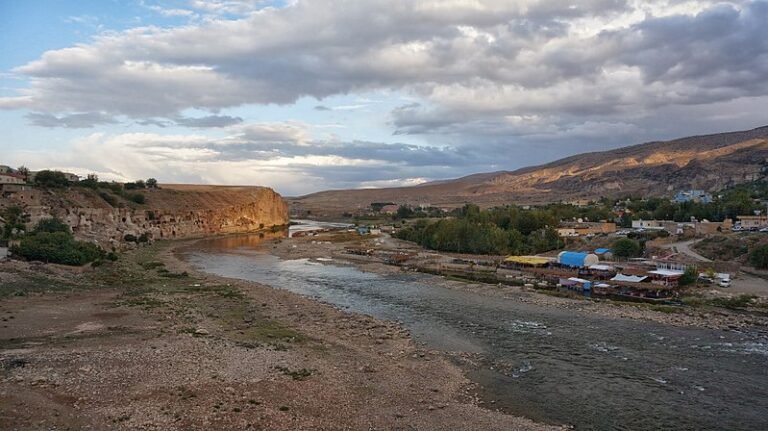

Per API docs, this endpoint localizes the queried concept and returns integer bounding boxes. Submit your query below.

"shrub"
[124,234,138,242]
[98,191,118,207]
[146,178,158,189]
[612,238,642,258]
[749,245,768,269]
[10,232,104,266]
[127,193,145,204]
[32,217,70,234]
[137,233,150,243]
[124,180,146,190]
[33,170,70,188]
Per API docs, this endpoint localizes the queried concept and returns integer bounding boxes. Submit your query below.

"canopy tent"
[611,274,649,283]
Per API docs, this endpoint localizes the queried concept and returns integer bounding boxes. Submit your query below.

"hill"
[290,126,768,216]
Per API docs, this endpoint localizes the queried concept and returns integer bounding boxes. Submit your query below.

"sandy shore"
[0,239,561,431]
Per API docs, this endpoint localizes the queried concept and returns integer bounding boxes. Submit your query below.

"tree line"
[394,204,564,255]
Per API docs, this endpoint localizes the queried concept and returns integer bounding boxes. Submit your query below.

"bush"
[11,232,104,266]
[33,170,70,188]
[124,180,146,190]
[98,191,118,207]
[612,238,642,258]
[124,234,138,242]
[32,217,70,234]
[127,193,145,204]
[749,245,768,269]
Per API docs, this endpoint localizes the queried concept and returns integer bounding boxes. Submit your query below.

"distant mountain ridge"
[291,126,768,215]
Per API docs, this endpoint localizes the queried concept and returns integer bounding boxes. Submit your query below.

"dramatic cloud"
[6,1,764,120]
[2,0,767,193]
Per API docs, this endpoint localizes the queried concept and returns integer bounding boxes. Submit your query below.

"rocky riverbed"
[0,239,559,431]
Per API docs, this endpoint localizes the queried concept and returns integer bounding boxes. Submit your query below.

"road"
[659,239,712,262]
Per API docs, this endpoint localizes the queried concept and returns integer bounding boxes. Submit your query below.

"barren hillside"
[291,126,768,216]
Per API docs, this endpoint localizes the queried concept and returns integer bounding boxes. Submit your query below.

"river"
[184,233,768,431]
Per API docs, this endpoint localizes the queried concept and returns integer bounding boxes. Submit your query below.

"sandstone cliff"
[1,184,288,249]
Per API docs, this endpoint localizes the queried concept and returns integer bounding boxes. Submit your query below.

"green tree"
[1,205,29,239]
[613,238,642,258]
[395,205,414,220]
[749,245,768,269]
[679,266,698,286]
[146,178,158,189]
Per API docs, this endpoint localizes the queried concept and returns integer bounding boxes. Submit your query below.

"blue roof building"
[557,251,599,268]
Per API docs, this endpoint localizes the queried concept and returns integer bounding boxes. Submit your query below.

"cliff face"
[4,184,288,248]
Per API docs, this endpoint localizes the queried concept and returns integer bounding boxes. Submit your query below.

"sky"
[1,0,767,196]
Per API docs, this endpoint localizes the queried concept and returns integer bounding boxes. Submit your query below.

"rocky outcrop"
[7,185,288,249]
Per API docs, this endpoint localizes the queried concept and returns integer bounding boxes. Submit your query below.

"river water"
[185,233,768,431]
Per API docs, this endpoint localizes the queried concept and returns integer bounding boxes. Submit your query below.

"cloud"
[25,112,118,128]
[7,121,498,194]
[174,115,243,128]
[3,0,767,192]
[6,0,762,122]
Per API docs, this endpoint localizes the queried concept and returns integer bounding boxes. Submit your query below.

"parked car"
[731,225,743,232]
[718,279,731,288]
[760,227,768,233]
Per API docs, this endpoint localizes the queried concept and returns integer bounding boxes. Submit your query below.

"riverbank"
[0,239,560,430]
[268,231,768,333]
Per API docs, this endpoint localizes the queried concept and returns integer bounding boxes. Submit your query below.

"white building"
[0,173,25,185]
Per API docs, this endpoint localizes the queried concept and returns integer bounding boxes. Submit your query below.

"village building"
[0,165,16,175]
[737,215,768,229]
[557,251,600,268]
[501,255,553,270]
[648,269,684,287]
[672,189,713,204]
[0,172,25,185]
[28,170,80,183]
[379,204,400,215]
[556,221,616,237]
[632,219,731,235]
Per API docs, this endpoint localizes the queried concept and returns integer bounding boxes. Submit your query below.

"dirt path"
[659,239,712,262]
[0,241,559,431]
